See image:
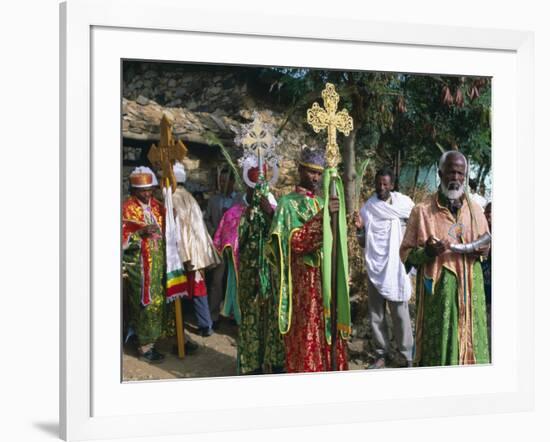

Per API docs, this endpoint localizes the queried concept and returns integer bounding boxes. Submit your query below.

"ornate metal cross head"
[148,114,188,192]
[307,83,353,168]
[234,111,281,178]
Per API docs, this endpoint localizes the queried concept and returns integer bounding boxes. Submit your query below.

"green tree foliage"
[392,75,491,171]
[257,67,491,206]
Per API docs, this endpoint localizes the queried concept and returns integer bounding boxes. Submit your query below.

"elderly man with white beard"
[400,151,491,367]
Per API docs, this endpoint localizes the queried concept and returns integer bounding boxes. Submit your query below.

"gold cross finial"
[307,83,353,168]
[148,114,188,192]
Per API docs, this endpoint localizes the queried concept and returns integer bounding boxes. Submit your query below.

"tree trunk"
[394,149,402,191]
[412,164,420,199]
[342,128,357,214]
[474,163,485,192]
[480,163,491,192]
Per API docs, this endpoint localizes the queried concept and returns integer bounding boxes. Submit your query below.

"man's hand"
[353,211,363,228]
[259,196,274,217]
[425,235,449,257]
[328,197,340,214]
[139,224,159,237]
[470,243,491,259]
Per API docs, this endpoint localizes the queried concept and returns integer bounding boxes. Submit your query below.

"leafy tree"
[256,67,491,211]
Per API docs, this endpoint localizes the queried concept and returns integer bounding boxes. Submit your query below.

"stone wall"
[123,61,250,114]
[122,62,320,197]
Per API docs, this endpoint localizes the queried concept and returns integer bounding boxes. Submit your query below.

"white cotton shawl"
[360,192,414,302]
[173,187,222,271]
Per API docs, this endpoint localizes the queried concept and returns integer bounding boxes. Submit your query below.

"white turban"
[173,161,187,184]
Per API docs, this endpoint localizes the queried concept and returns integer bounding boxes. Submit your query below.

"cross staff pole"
[329,175,339,370]
[166,177,186,360]
[148,114,189,359]
[307,83,353,370]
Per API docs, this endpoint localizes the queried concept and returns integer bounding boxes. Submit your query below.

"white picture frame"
[60,0,534,440]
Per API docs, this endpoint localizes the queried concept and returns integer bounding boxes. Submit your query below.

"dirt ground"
[121,316,414,381]
[123,319,241,381]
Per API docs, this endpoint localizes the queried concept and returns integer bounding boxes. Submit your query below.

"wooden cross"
[147,114,188,192]
[306,83,353,168]
[147,114,188,358]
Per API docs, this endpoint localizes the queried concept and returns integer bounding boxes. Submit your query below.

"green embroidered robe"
[237,184,285,374]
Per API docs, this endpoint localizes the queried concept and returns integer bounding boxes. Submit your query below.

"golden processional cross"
[307,83,353,168]
[147,114,188,358]
[148,114,188,193]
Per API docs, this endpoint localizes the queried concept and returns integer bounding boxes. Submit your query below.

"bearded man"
[400,151,490,367]
[266,147,348,373]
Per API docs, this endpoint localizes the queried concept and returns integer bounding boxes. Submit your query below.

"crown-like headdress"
[129,166,158,188]
[298,144,326,172]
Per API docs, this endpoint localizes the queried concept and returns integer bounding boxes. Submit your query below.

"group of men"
[122,148,491,372]
[356,150,490,368]
[122,162,221,362]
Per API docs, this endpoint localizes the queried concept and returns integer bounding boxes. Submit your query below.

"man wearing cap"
[400,151,490,367]
[122,167,170,363]
[266,147,348,372]
[172,162,221,337]
[236,160,285,375]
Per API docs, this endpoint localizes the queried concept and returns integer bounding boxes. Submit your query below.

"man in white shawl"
[356,168,415,369]
[172,161,222,336]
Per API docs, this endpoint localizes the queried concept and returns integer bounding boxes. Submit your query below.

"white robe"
[173,187,222,271]
[360,192,414,302]
[470,192,488,209]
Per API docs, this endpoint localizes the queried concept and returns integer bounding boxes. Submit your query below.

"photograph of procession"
[121,60,492,381]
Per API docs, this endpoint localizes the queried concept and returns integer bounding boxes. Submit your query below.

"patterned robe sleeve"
[290,212,323,255]
[238,211,251,248]
[122,200,143,251]
[400,204,434,271]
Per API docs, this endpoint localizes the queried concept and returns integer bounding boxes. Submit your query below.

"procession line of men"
[122,149,491,372]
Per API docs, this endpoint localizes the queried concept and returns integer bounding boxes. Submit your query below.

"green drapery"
[266,193,322,334]
[321,168,351,344]
[407,247,490,366]
[221,247,241,325]
[123,235,174,345]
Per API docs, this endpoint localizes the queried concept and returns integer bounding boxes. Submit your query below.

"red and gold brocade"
[286,211,348,373]
[122,196,164,248]
[122,196,164,306]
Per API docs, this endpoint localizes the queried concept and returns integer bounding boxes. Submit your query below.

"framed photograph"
[60,0,534,440]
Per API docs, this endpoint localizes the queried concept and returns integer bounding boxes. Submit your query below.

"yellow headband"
[299,161,324,172]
